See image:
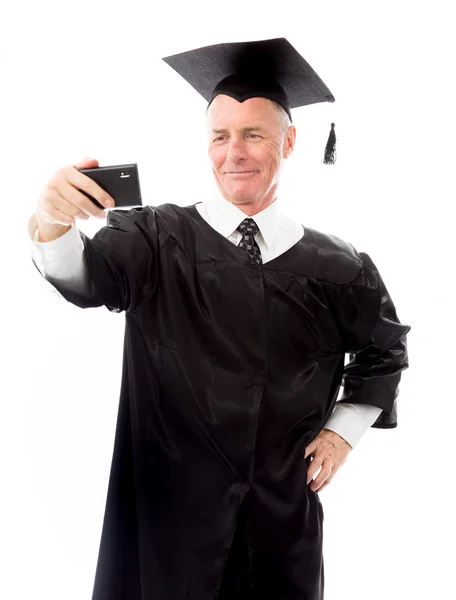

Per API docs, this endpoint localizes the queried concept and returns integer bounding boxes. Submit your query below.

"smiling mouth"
[225,170,258,175]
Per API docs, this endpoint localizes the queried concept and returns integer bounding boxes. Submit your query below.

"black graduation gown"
[35,203,410,600]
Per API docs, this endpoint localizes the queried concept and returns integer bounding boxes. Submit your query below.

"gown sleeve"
[334,251,411,429]
[38,207,159,314]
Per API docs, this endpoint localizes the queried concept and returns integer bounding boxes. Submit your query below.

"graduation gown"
[39,203,410,600]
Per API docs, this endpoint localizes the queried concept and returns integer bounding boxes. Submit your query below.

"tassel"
[323,122,336,165]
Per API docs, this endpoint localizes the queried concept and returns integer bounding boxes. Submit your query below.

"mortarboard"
[163,37,337,164]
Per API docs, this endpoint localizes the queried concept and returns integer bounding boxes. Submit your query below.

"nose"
[226,138,248,163]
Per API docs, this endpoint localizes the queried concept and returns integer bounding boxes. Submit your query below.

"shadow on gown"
[217,500,255,599]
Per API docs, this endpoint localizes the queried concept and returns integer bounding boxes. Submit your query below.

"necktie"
[236,218,263,266]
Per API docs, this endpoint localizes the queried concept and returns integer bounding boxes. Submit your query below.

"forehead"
[207,95,278,127]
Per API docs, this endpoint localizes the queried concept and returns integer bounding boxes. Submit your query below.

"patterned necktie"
[236,218,263,265]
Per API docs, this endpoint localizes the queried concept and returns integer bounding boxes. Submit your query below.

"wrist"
[321,428,352,449]
[33,213,72,242]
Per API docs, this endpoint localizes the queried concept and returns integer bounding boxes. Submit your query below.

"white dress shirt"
[31,193,382,448]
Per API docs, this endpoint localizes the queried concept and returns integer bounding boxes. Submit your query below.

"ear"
[284,126,297,158]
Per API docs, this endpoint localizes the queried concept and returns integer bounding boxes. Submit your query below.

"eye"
[247,134,260,139]
[214,135,226,141]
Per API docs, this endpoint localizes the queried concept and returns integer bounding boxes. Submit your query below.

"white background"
[1,1,454,598]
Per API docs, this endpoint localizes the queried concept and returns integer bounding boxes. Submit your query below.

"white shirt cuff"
[31,222,88,290]
[32,222,83,260]
[324,403,383,449]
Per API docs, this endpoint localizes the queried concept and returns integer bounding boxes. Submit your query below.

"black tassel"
[323,122,336,165]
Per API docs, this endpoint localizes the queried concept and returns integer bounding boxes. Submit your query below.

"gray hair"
[270,100,292,134]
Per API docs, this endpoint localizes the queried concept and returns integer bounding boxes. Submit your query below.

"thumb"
[73,156,99,169]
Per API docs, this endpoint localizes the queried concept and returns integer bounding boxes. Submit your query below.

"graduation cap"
[163,37,337,165]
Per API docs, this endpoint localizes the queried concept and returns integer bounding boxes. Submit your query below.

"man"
[29,38,410,600]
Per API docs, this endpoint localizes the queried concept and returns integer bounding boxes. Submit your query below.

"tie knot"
[237,218,260,236]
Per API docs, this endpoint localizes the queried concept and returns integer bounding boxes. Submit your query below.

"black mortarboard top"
[163,38,337,164]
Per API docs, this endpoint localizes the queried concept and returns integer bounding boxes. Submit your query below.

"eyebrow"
[212,126,264,134]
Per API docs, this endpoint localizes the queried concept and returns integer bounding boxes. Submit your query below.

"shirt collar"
[205,191,282,251]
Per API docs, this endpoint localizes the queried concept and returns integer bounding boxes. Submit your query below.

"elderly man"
[29,39,410,600]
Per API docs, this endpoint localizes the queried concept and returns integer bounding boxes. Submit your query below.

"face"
[206,95,296,214]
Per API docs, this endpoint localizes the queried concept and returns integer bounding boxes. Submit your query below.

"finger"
[47,187,89,219]
[306,455,324,485]
[310,459,333,492]
[304,441,316,460]
[53,193,91,220]
[315,471,335,493]
[316,477,333,493]
[53,179,106,219]
[73,157,99,169]
[59,164,115,211]
[39,205,75,227]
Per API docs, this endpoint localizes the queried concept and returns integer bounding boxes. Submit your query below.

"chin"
[227,188,258,201]
[228,182,260,195]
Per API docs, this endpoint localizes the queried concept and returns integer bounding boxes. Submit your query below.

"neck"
[222,184,280,216]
